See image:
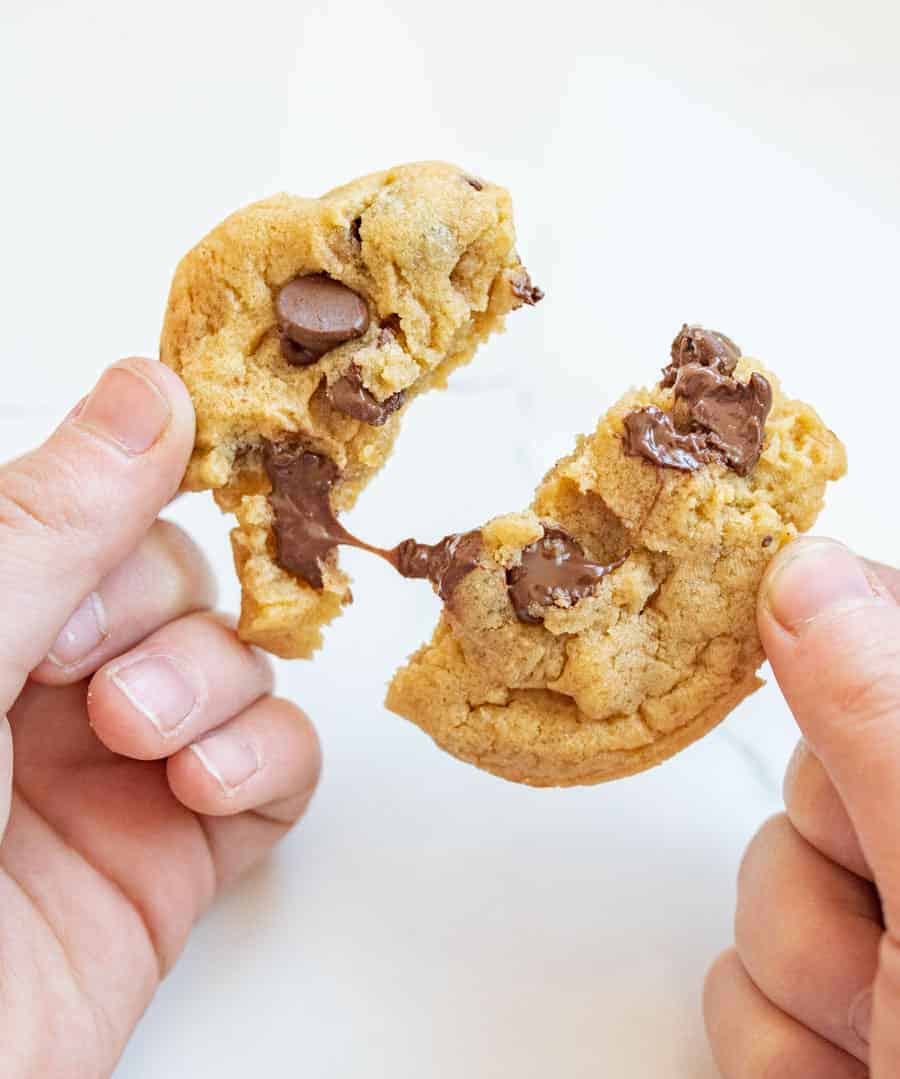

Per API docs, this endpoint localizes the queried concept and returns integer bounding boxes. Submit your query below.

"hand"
[704,537,900,1077]
[0,360,320,1077]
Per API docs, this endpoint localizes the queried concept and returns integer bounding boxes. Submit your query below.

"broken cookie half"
[386,326,847,786]
[160,162,541,658]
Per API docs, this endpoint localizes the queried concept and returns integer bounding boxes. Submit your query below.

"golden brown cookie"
[386,328,846,786]
[160,162,540,658]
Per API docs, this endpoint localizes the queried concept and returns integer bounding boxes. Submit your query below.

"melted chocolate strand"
[263,444,480,598]
[507,528,625,624]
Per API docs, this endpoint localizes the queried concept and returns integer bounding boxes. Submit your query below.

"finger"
[735,814,879,1062]
[167,696,321,887]
[0,716,12,843]
[704,949,869,1079]
[0,359,195,713]
[87,612,273,761]
[759,539,900,913]
[30,520,216,685]
[783,740,872,882]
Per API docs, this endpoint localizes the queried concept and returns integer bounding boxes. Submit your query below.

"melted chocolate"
[389,532,483,600]
[662,324,741,388]
[506,528,625,624]
[625,324,772,476]
[622,406,719,472]
[328,366,407,426]
[263,444,481,599]
[675,364,772,476]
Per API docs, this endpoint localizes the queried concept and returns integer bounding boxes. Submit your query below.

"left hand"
[0,358,321,1077]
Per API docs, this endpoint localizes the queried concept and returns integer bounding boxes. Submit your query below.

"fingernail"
[849,986,872,1045]
[48,592,109,667]
[191,734,261,795]
[762,539,882,634]
[109,655,197,735]
[75,364,171,455]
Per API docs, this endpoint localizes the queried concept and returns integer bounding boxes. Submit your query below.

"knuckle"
[0,449,93,541]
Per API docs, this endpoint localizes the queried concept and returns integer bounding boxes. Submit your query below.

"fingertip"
[112,357,195,475]
[758,537,885,640]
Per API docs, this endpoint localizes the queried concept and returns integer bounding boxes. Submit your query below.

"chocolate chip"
[662,325,741,388]
[624,328,772,476]
[510,269,545,307]
[275,275,370,364]
[327,365,407,426]
[350,216,363,244]
[464,176,484,191]
[623,406,718,472]
[762,535,774,547]
[506,527,625,623]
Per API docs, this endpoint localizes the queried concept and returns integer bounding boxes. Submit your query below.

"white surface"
[2,1,899,1075]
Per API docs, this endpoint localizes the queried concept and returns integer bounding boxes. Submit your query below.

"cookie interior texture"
[160,162,537,658]
[386,357,847,787]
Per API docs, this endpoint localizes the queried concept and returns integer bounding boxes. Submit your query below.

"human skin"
[704,538,900,1077]
[0,359,321,1077]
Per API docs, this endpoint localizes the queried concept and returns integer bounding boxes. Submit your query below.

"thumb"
[759,537,900,1076]
[759,538,900,908]
[0,358,195,714]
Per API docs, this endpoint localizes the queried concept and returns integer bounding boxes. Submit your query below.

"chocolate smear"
[625,324,772,476]
[507,527,625,624]
[623,407,720,472]
[263,443,480,598]
[328,366,407,426]
[675,364,772,476]
[662,324,741,387]
[276,274,370,367]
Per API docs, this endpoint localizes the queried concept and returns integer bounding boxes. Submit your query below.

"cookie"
[160,162,541,658]
[386,326,847,787]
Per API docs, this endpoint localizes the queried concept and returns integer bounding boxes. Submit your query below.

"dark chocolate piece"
[662,324,741,388]
[622,406,719,472]
[464,176,484,191]
[350,216,363,244]
[328,366,407,426]
[506,527,624,624]
[624,324,772,476]
[510,269,545,307]
[275,274,369,366]
[674,364,772,476]
[762,535,774,548]
[263,444,480,599]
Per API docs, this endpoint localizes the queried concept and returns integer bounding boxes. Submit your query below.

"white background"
[2,1,899,1075]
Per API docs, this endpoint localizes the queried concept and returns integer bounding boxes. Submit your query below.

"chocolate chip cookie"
[386,327,846,786]
[160,162,541,658]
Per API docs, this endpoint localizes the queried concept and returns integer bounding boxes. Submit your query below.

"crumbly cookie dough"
[386,329,846,786]
[160,162,540,657]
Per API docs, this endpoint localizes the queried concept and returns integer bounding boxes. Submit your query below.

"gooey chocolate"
[263,443,480,598]
[624,324,772,476]
[263,444,620,624]
[276,274,370,366]
[507,528,625,623]
[327,366,407,427]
